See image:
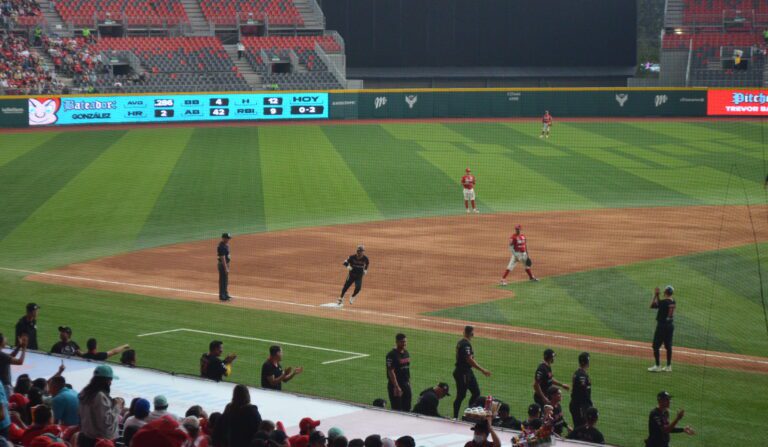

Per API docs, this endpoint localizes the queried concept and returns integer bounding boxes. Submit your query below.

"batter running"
[337,245,369,307]
[500,225,538,285]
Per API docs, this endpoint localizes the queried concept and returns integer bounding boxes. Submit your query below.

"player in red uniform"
[540,111,553,139]
[461,168,479,214]
[500,225,538,285]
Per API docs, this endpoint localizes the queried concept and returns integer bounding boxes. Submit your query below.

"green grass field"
[2,120,768,446]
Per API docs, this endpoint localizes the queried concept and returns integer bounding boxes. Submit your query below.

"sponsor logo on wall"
[679,97,705,102]
[654,95,668,107]
[374,97,388,109]
[405,95,418,109]
[615,94,629,107]
[1,107,23,114]
[506,92,521,102]
[332,101,356,106]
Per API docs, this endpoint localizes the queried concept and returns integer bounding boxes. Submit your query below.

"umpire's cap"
[578,352,591,365]
[222,232,232,239]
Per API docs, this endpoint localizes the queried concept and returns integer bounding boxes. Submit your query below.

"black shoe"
[219,296,231,302]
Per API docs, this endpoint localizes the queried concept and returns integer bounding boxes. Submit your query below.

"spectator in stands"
[309,431,326,447]
[466,418,500,447]
[121,397,150,443]
[77,365,122,447]
[521,404,542,437]
[119,349,136,367]
[32,26,41,46]
[131,416,188,447]
[237,41,245,60]
[327,427,344,445]
[81,339,130,362]
[20,405,63,446]
[395,436,413,447]
[48,376,78,427]
[0,333,26,396]
[147,395,180,423]
[82,27,92,43]
[545,386,569,436]
[288,417,319,447]
[257,420,274,437]
[0,380,9,440]
[15,304,39,351]
[261,345,302,391]
[268,429,289,447]
[182,416,208,447]
[567,407,604,444]
[371,399,386,408]
[492,403,521,430]
[364,435,382,447]
[200,341,237,382]
[217,384,261,446]
[412,383,450,418]
[50,327,80,357]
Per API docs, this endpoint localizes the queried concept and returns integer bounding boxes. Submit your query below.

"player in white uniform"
[461,168,479,213]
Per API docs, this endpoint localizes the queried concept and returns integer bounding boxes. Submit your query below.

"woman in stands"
[216,384,262,447]
[77,365,122,447]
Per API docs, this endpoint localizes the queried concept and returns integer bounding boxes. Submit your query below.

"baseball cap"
[356,244,365,252]
[437,382,451,396]
[26,303,40,312]
[578,352,591,365]
[586,407,599,421]
[182,416,200,430]
[465,167,471,172]
[134,398,151,418]
[222,232,232,239]
[328,427,344,441]
[528,403,541,416]
[58,326,72,334]
[464,325,474,335]
[664,285,674,295]
[657,391,672,400]
[154,395,169,408]
[93,364,118,379]
[299,417,320,433]
[515,224,522,230]
[544,348,555,359]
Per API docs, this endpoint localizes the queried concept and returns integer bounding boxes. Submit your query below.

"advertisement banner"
[707,90,768,116]
[0,99,28,128]
[27,93,329,126]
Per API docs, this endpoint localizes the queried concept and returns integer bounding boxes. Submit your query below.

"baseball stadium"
[1,1,768,447]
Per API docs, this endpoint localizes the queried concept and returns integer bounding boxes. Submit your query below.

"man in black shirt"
[492,403,521,430]
[200,340,237,382]
[386,333,411,411]
[50,327,80,356]
[217,233,232,301]
[452,326,491,419]
[533,349,569,406]
[567,407,604,444]
[521,404,542,436]
[15,303,39,350]
[545,386,570,436]
[337,245,370,307]
[648,286,676,372]
[0,333,26,396]
[261,345,303,390]
[413,382,450,417]
[570,352,592,428]
[646,391,695,447]
[81,338,130,361]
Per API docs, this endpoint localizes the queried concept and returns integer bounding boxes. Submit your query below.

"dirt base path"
[29,205,768,372]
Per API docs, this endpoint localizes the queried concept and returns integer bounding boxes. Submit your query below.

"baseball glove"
[526,257,533,267]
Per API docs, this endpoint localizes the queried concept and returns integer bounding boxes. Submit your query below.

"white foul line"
[137,327,369,365]
[3,266,768,367]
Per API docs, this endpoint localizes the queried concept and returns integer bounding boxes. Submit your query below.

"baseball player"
[648,286,676,372]
[337,245,369,307]
[217,233,232,302]
[540,111,553,138]
[461,168,479,214]
[500,225,538,285]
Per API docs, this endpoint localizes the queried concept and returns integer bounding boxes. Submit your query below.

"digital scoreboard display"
[28,93,328,126]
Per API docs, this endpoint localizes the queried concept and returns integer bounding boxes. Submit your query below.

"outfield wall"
[3,88,767,129]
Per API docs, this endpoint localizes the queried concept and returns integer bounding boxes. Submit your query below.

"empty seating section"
[54,0,188,26]
[683,0,768,25]
[241,35,342,88]
[662,31,763,49]
[198,0,302,26]
[79,37,249,92]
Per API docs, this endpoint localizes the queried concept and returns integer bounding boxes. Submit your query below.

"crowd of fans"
[0,303,697,447]
[0,31,65,94]
[0,0,41,30]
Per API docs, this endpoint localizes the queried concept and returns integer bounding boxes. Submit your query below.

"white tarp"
[7,351,601,447]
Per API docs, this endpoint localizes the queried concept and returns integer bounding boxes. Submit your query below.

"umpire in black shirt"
[217,233,232,301]
[386,333,411,411]
[452,325,491,419]
[15,303,39,350]
[413,382,450,418]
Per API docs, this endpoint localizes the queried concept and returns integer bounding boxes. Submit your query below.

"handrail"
[685,38,693,87]
[315,42,345,88]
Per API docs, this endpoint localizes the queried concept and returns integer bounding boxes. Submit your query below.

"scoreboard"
[32,93,328,126]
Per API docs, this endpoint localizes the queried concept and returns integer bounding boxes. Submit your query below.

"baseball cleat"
[647,365,662,372]
[349,296,356,305]
[662,365,672,372]
[466,209,470,214]
[530,277,539,282]
[499,280,508,286]
[337,297,343,306]
[539,135,544,138]
[473,209,479,213]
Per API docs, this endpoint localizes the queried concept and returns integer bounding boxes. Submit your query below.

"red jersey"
[461,174,476,190]
[542,114,552,124]
[510,234,527,252]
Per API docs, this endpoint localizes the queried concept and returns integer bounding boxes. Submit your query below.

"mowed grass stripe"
[0,130,125,243]
[137,127,267,246]
[0,129,189,269]
[0,132,59,167]
[417,138,597,212]
[322,124,460,218]
[259,126,381,230]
